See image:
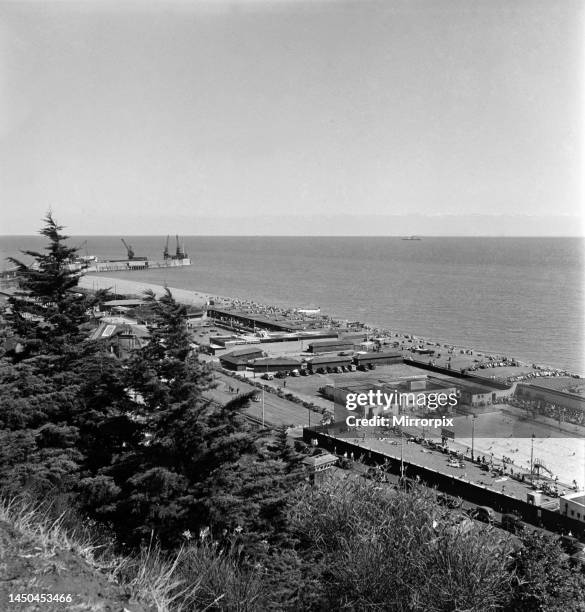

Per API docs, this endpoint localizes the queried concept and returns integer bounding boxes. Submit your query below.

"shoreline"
[81,273,583,379]
[82,273,585,486]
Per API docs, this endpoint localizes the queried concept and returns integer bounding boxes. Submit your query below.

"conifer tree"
[84,290,304,549]
[7,213,88,360]
[1,214,136,496]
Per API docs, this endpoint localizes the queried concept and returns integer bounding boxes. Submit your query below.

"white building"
[560,492,585,523]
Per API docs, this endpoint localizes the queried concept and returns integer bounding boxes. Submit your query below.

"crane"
[163,235,170,260]
[175,235,187,259]
[121,238,135,260]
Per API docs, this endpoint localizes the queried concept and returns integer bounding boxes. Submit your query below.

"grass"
[0,495,267,611]
[0,495,195,611]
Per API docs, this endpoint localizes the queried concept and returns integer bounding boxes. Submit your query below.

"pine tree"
[0,214,136,497]
[83,289,305,550]
[7,213,88,361]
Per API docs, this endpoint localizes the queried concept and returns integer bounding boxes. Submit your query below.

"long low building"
[308,339,355,353]
[324,376,459,416]
[308,354,353,372]
[219,346,265,371]
[516,380,585,412]
[208,307,308,333]
[354,351,403,367]
[249,356,302,373]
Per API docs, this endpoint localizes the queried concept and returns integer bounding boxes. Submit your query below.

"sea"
[2,235,584,485]
[2,235,583,374]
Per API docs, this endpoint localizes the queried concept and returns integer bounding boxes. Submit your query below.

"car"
[291,369,301,377]
[357,364,368,372]
[261,373,274,380]
[251,392,261,402]
[275,371,287,379]
[349,364,357,372]
[501,513,524,534]
[469,506,494,523]
[367,363,376,370]
[300,369,309,376]
[335,366,343,373]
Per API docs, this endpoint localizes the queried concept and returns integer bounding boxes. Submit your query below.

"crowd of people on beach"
[509,397,585,427]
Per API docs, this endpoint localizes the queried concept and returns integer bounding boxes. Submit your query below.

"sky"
[0,0,583,236]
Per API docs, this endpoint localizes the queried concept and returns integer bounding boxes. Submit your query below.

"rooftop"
[302,453,338,468]
[310,355,353,365]
[561,492,585,506]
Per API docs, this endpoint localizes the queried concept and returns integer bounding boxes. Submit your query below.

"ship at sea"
[402,235,422,241]
[67,235,192,273]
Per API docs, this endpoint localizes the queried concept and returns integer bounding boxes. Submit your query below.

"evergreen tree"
[83,290,305,550]
[0,214,136,497]
[6,213,88,361]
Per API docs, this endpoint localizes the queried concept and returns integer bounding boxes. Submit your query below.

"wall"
[302,429,585,538]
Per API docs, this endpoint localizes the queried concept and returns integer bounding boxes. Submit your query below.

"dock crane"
[121,238,135,260]
[175,235,187,260]
[163,235,170,260]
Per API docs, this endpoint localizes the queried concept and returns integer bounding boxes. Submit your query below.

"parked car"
[357,364,368,372]
[335,366,343,373]
[261,373,274,380]
[368,363,376,370]
[349,364,357,372]
[275,371,287,379]
[300,369,309,376]
[291,369,301,377]
[251,392,261,403]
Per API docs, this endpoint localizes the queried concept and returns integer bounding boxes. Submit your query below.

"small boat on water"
[402,235,422,241]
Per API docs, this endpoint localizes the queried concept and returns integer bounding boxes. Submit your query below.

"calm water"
[2,236,584,374]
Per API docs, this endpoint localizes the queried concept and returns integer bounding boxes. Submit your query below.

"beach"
[81,272,585,487]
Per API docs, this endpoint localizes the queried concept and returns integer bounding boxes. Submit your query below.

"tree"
[0,214,136,498]
[82,290,305,550]
[6,213,88,361]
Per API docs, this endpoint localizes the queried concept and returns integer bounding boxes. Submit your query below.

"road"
[205,371,313,427]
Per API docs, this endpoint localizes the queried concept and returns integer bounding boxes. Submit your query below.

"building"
[90,320,150,358]
[101,299,147,313]
[560,492,585,523]
[185,305,207,327]
[302,453,338,483]
[249,356,302,374]
[455,381,495,407]
[324,376,459,417]
[354,350,403,367]
[208,307,307,333]
[219,346,265,371]
[308,354,353,372]
[516,380,585,413]
[308,339,355,353]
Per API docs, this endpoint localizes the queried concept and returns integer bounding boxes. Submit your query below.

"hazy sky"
[1,0,583,235]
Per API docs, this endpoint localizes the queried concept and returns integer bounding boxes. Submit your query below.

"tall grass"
[0,495,265,611]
